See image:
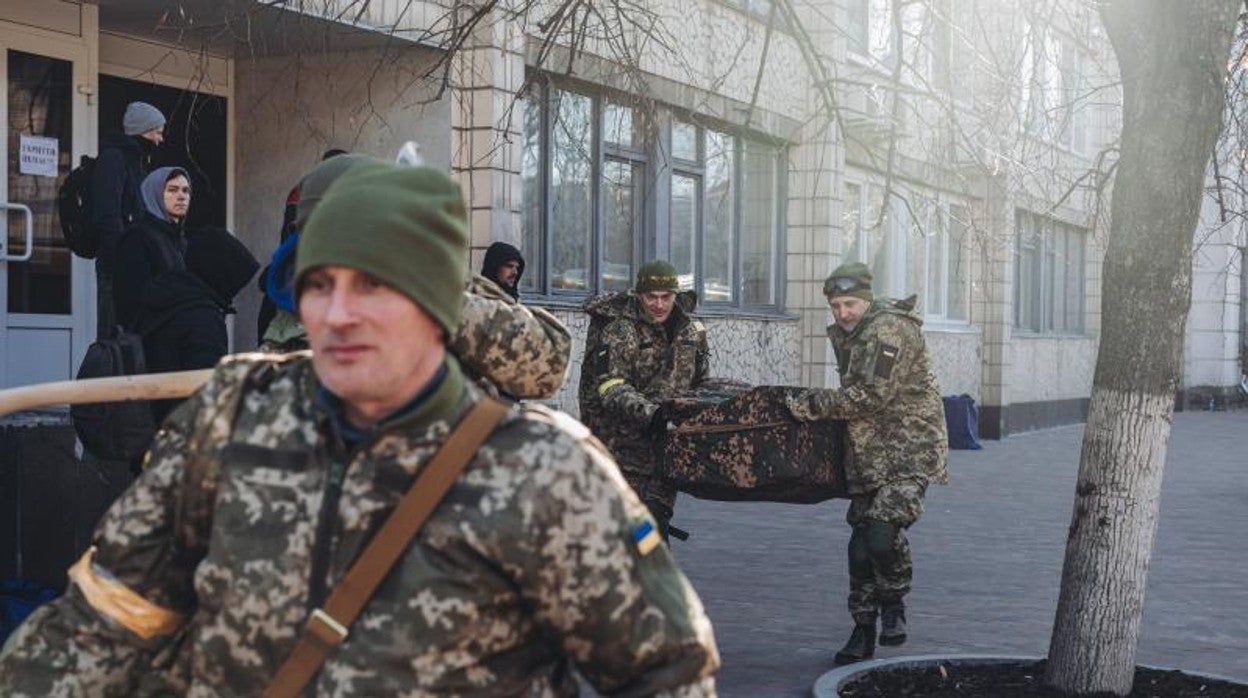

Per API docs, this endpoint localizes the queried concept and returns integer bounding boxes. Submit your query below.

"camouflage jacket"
[453,274,571,400]
[788,298,949,494]
[589,296,709,475]
[0,354,718,697]
[259,274,571,400]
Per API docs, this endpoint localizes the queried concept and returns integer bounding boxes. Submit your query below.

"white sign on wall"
[19,135,59,177]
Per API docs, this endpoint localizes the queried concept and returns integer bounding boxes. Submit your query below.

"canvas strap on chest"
[262,396,509,698]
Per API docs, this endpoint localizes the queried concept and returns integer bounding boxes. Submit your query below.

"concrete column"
[974,175,1014,439]
[450,9,526,273]
[787,0,845,388]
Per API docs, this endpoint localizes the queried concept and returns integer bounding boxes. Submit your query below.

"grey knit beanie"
[123,102,166,136]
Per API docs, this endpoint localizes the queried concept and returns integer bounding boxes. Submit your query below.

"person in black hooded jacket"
[113,166,191,332]
[481,241,525,300]
[138,226,259,422]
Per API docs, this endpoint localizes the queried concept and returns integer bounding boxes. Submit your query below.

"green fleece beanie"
[295,153,381,229]
[635,260,680,293]
[824,261,874,301]
[296,164,468,334]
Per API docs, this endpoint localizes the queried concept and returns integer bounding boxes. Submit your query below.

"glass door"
[0,28,91,390]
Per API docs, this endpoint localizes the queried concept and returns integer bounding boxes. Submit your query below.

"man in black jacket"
[91,101,165,337]
[481,241,525,300]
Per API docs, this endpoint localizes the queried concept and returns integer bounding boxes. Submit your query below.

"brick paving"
[671,411,1248,697]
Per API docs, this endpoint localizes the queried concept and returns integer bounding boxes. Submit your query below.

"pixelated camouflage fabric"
[661,386,848,503]
[0,353,718,697]
[577,291,699,437]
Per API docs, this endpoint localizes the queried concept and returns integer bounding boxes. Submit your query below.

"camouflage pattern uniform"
[0,353,718,696]
[788,298,948,622]
[588,295,709,528]
[453,274,571,400]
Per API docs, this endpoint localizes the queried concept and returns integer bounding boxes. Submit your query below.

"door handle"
[0,202,34,262]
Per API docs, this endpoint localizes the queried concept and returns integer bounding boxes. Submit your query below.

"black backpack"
[71,327,156,461]
[57,154,99,259]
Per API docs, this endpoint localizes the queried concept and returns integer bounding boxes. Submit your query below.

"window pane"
[672,121,698,161]
[7,50,73,315]
[847,0,870,56]
[865,184,892,294]
[902,197,927,310]
[741,140,778,306]
[704,130,735,303]
[671,173,698,289]
[602,159,640,293]
[521,90,542,291]
[1064,227,1084,331]
[923,204,945,316]
[604,102,635,149]
[1015,211,1036,330]
[870,0,898,68]
[549,90,593,291]
[843,183,862,262]
[1049,226,1066,331]
[947,205,969,321]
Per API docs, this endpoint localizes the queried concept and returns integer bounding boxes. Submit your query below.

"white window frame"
[1014,209,1087,334]
[842,179,971,322]
[522,79,787,311]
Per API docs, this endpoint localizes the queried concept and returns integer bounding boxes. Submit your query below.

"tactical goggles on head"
[824,276,869,295]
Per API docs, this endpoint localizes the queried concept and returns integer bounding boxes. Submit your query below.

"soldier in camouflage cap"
[0,165,718,696]
[787,261,949,666]
[587,260,710,541]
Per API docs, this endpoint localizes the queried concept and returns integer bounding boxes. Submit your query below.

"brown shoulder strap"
[263,397,509,698]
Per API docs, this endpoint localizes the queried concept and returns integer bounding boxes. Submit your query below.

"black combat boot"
[879,602,907,646]
[834,621,876,665]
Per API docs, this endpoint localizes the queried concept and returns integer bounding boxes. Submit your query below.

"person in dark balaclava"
[481,241,525,300]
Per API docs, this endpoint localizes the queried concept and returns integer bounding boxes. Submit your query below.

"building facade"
[0,0,1243,438]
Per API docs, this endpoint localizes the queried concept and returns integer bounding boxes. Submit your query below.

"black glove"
[649,404,675,437]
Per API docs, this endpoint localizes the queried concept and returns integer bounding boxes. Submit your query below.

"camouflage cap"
[824,261,874,301]
[635,260,679,293]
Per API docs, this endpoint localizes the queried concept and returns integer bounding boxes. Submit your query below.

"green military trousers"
[844,478,927,622]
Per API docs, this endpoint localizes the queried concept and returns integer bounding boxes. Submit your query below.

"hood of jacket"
[481,242,525,297]
[140,166,189,223]
[264,232,300,313]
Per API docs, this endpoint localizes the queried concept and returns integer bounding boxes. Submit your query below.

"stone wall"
[926,327,982,398]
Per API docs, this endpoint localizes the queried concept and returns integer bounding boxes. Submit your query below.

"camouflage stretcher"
[660,385,848,503]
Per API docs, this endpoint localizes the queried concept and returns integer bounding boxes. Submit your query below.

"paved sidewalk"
[671,411,1248,697]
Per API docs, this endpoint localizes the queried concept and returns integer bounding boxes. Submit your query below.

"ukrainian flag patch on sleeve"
[633,520,662,556]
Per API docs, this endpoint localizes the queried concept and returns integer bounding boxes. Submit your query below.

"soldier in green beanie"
[787,261,948,666]
[587,259,710,541]
[0,165,720,696]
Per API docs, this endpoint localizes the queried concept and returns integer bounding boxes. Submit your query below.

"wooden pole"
[0,370,213,419]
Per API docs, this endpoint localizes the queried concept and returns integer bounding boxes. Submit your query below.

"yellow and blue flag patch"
[633,520,662,556]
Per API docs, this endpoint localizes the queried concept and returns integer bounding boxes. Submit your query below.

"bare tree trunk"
[1045,1,1241,695]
